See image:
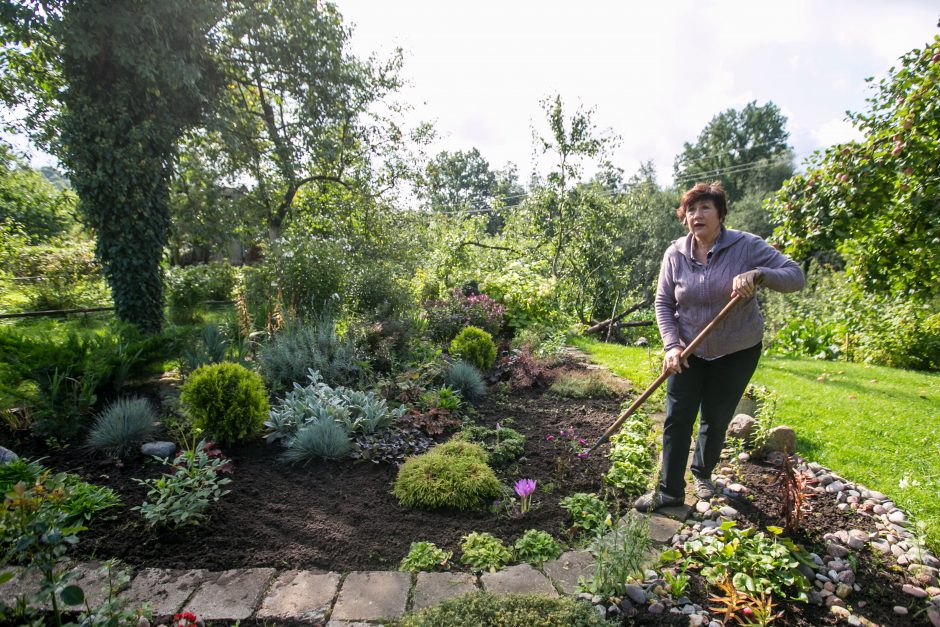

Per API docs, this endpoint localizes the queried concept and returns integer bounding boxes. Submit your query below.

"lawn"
[571,336,940,553]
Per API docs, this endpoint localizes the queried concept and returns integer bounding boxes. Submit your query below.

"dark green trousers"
[658,342,762,499]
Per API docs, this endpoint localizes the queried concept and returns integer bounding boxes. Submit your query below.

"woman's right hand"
[663,347,689,374]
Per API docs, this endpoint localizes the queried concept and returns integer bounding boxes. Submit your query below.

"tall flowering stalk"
[514,478,537,514]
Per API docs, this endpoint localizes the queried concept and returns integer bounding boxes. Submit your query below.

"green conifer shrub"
[180,362,269,445]
[449,326,496,371]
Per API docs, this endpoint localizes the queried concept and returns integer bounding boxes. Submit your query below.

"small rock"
[902,584,928,598]
[827,543,850,558]
[718,506,738,519]
[726,483,746,494]
[827,595,847,608]
[137,618,150,627]
[0,446,18,465]
[893,606,909,615]
[826,481,845,493]
[607,604,619,615]
[726,414,756,441]
[808,590,823,605]
[873,504,887,515]
[591,594,604,605]
[889,510,907,524]
[836,583,853,598]
[141,441,177,458]
[624,583,647,605]
[695,501,710,514]
[688,615,704,627]
[928,607,940,627]
[830,605,851,619]
[648,602,664,614]
[838,571,856,585]
[595,605,607,618]
[619,598,634,612]
[737,452,750,462]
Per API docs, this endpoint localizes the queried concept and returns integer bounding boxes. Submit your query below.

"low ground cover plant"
[393,442,500,511]
[559,492,610,538]
[180,362,269,445]
[399,540,452,572]
[605,412,657,495]
[459,531,512,572]
[682,520,813,602]
[351,426,434,466]
[397,591,608,627]
[449,326,497,371]
[513,529,561,566]
[457,423,525,467]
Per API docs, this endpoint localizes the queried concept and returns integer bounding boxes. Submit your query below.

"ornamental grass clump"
[445,360,487,403]
[393,444,500,511]
[86,396,158,458]
[281,419,352,462]
[449,326,496,371]
[180,362,268,446]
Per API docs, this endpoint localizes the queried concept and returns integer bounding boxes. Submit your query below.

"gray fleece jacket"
[655,227,805,359]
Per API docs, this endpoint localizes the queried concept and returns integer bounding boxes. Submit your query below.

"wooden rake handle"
[585,292,746,455]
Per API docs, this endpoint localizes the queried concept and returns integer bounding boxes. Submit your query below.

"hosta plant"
[513,529,561,566]
[460,532,512,572]
[399,541,453,572]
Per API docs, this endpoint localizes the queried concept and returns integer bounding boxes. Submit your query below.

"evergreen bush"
[449,326,496,371]
[446,360,487,403]
[393,447,501,510]
[180,362,269,445]
[430,440,490,463]
[86,396,158,458]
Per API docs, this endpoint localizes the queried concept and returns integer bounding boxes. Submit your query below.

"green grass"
[571,336,940,553]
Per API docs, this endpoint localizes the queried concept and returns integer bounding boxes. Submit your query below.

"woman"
[634,182,804,512]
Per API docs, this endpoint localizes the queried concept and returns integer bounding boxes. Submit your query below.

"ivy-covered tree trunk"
[56,0,221,332]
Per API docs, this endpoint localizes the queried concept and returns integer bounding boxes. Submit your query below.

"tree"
[2,1,222,331]
[422,148,497,213]
[674,101,793,205]
[769,35,940,300]
[206,0,411,240]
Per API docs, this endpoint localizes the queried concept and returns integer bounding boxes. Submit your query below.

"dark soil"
[5,369,627,573]
[4,360,931,625]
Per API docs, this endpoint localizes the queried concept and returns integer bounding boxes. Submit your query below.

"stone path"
[0,503,694,625]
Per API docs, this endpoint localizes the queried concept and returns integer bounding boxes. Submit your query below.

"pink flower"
[578,438,587,446]
[545,435,555,442]
[577,451,589,459]
[514,478,537,497]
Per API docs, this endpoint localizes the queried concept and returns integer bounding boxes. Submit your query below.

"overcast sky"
[335,0,938,184]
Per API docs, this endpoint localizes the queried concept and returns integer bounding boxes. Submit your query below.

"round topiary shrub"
[430,440,490,463]
[393,449,501,511]
[180,362,269,445]
[449,326,496,371]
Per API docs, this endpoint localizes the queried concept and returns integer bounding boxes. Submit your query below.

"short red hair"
[676,182,728,224]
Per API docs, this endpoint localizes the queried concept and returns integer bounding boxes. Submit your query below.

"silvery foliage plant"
[265,369,405,446]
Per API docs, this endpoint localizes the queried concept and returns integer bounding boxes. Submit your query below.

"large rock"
[761,426,796,456]
[726,414,756,442]
[141,441,176,459]
[0,446,18,465]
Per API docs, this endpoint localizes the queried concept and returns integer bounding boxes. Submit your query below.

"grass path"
[571,336,940,552]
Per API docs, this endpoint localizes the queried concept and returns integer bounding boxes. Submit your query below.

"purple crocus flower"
[577,451,589,459]
[514,478,537,514]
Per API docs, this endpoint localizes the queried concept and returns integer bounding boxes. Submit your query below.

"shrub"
[86,396,158,458]
[393,449,501,511]
[180,363,269,445]
[449,326,496,371]
[513,529,561,566]
[425,288,505,343]
[559,492,610,537]
[446,360,487,403]
[459,532,512,572]
[399,541,452,573]
[281,419,353,463]
[165,262,237,323]
[398,591,608,627]
[133,440,232,528]
[258,318,360,390]
[431,440,490,463]
[549,370,629,399]
[458,424,525,467]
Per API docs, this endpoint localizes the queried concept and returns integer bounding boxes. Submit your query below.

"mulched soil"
[3,357,931,625]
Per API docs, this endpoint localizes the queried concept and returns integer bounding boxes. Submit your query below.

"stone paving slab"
[331,571,411,622]
[0,567,45,609]
[256,570,340,623]
[647,512,684,543]
[656,501,692,521]
[122,568,209,617]
[542,550,594,595]
[412,571,477,610]
[69,561,113,608]
[186,568,276,621]
[480,564,558,597]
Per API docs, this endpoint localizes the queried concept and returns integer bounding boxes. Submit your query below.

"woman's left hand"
[733,270,763,299]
